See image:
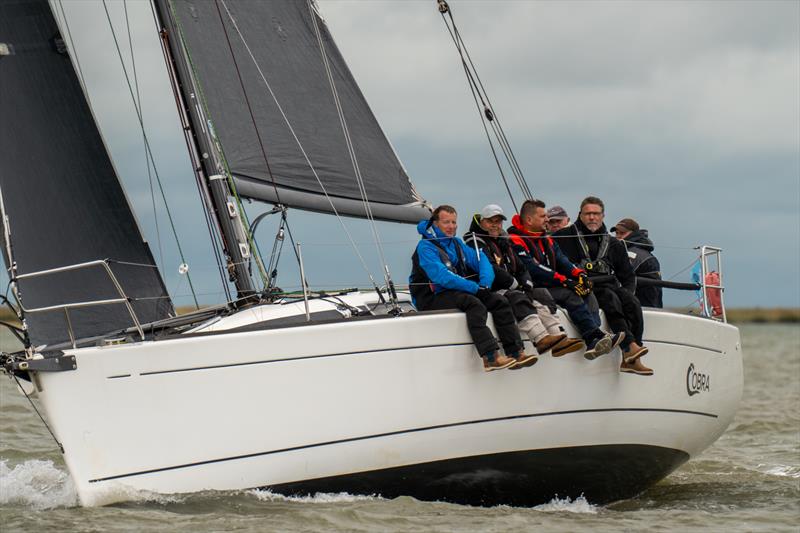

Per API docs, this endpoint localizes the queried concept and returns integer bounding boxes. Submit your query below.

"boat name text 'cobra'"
[686,363,710,396]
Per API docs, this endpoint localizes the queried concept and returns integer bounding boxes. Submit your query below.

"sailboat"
[0,0,742,507]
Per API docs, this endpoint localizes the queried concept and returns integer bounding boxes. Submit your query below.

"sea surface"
[0,324,798,532]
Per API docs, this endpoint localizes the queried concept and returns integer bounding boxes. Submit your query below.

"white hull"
[29,297,742,506]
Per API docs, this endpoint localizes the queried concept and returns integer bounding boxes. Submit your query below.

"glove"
[475,287,492,300]
[564,277,592,297]
[578,272,593,291]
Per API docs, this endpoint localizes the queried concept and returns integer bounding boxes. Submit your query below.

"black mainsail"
[156,0,430,223]
[0,0,174,348]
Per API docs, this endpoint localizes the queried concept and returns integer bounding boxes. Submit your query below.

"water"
[1,324,798,532]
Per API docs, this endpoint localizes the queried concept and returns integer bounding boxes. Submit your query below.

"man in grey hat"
[546,205,570,233]
[464,204,585,357]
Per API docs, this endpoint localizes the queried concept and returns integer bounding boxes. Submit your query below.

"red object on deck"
[705,271,723,317]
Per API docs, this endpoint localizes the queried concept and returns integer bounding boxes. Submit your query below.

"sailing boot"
[623,341,649,363]
[482,352,516,372]
[550,337,585,357]
[534,333,567,355]
[620,357,654,376]
[584,332,613,360]
[509,350,539,370]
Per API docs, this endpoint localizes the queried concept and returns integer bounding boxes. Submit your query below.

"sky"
[4,0,799,311]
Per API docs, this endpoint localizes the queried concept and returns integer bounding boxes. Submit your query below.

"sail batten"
[0,0,174,347]
[160,0,428,222]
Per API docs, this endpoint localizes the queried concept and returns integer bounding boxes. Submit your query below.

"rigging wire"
[9,373,64,453]
[100,0,200,308]
[217,0,383,295]
[306,0,394,305]
[436,0,534,209]
[448,16,533,199]
[147,2,232,303]
[123,0,164,272]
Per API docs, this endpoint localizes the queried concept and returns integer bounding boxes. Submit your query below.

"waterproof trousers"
[421,290,523,357]
[594,285,644,348]
[526,288,566,335]
[546,287,603,341]
[502,289,548,343]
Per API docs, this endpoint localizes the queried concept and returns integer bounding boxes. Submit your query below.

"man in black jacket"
[553,197,653,376]
[464,204,584,357]
[612,218,663,308]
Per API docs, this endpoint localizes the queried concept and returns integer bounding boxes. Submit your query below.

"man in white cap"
[464,204,584,357]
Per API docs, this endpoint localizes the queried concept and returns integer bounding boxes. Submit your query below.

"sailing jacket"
[410,220,494,305]
[553,220,636,292]
[624,229,663,307]
[507,215,584,287]
[463,215,533,291]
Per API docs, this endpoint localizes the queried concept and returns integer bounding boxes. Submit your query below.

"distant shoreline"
[1,307,798,325]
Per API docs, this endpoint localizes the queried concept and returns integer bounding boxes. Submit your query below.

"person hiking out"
[410,205,537,371]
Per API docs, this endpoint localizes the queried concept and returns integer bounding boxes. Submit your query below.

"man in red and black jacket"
[508,199,620,360]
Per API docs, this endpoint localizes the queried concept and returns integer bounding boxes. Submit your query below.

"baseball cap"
[546,205,568,220]
[480,204,506,220]
[611,218,640,233]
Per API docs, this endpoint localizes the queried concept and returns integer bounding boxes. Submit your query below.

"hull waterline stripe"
[134,342,475,377]
[644,339,724,354]
[87,407,717,483]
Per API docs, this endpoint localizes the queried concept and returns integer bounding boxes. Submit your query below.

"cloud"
[321,0,800,155]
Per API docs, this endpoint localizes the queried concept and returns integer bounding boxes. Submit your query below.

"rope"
[99,0,200,308]
[217,0,382,294]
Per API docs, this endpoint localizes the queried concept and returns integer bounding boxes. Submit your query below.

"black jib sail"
[157,0,430,223]
[0,0,174,348]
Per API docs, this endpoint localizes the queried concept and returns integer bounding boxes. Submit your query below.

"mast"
[152,0,256,300]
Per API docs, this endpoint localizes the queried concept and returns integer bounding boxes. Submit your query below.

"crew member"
[554,197,653,375]
[612,218,663,308]
[410,205,536,371]
[546,205,571,233]
[464,204,584,357]
[508,199,619,360]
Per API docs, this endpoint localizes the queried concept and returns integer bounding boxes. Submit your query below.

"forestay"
[0,0,174,348]
[157,0,430,223]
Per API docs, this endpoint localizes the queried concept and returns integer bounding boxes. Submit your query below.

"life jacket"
[507,225,557,270]
[575,227,613,275]
[628,246,659,277]
[465,230,520,275]
[410,238,470,309]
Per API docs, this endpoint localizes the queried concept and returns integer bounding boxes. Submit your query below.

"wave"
[248,488,383,504]
[0,459,77,509]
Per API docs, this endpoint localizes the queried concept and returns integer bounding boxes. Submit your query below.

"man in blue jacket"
[410,205,536,372]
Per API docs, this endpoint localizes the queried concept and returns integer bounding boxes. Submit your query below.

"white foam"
[80,481,186,507]
[532,494,599,514]
[761,464,800,479]
[0,459,78,509]
[248,488,382,504]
